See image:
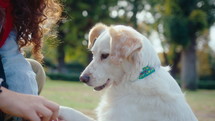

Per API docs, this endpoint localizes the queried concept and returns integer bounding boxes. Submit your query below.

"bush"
[176,80,215,90]
[47,73,215,89]
[199,75,215,81]
[47,73,80,81]
[198,80,215,89]
[45,62,85,81]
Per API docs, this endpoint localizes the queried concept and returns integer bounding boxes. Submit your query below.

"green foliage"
[147,0,215,46]
[198,80,215,89]
[41,0,215,90]
[200,75,215,81]
[46,62,85,81]
[163,15,189,45]
[189,9,208,33]
[145,0,215,90]
[55,0,119,66]
[177,0,197,16]
[47,73,80,81]
[161,0,213,46]
[177,80,215,89]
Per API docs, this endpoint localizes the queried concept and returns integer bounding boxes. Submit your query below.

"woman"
[0,0,63,120]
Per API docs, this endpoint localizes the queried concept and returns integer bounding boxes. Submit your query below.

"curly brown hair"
[11,0,62,62]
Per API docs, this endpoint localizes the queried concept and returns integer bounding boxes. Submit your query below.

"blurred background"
[33,0,215,91]
[30,0,215,120]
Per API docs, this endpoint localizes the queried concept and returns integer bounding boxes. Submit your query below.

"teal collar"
[138,66,155,79]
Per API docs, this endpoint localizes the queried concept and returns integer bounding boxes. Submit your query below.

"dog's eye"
[101,53,109,60]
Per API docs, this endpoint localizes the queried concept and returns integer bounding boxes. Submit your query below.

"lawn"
[41,80,215,121]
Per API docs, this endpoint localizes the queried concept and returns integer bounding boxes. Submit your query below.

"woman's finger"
[36,105,53,121]
[44,100,60,120]
[26,111,41,121]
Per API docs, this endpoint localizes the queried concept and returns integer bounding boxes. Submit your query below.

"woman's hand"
[0,87,60,121]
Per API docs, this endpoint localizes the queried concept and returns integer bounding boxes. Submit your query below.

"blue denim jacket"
[0,31,38,95]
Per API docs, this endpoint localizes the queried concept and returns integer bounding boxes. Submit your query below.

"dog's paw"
[59,106,95,121]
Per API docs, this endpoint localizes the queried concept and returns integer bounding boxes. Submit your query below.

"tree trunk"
[57,29,66,73]
[162,51,169,65]
[57,42,66,73]
[180,39,198,90]
[130,0,139,29]
[170,51,181,77]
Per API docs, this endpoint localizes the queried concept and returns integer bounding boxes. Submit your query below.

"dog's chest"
[96,91,192,121]
[96,93,156,121]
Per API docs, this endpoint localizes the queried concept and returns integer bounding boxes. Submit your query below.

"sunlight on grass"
[41,80,215,121]
[185,90,215,121]
[41,80,102,117]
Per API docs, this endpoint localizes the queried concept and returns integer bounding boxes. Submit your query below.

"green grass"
[41,80,215,121]
[41,80,102,117]
[185,90,215,121]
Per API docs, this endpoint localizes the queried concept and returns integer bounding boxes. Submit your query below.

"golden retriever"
[59,23,198,121]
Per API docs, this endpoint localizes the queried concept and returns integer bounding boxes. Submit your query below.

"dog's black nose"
[80,75,90,83]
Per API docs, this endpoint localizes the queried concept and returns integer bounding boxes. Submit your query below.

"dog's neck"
[138,66,155,79]
[118,35,162,84]
[122,39,161,82]
[120,57,160,83]
[128,65,160,82]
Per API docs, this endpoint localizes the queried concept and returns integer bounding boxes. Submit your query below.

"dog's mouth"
[94,79,110,91]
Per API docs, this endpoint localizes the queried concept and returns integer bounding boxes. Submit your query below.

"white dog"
[59,23,198,121]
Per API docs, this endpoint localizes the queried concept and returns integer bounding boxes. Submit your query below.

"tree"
[146,0,215,90]
[56,0,119,72]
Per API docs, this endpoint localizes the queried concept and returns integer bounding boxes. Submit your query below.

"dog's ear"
[88,23,107,49]
[109,27,142,64]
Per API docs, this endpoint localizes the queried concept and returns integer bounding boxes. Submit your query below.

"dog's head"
[80,23,153,91]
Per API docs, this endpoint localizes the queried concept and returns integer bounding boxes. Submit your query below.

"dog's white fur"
[59,24,198,121]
